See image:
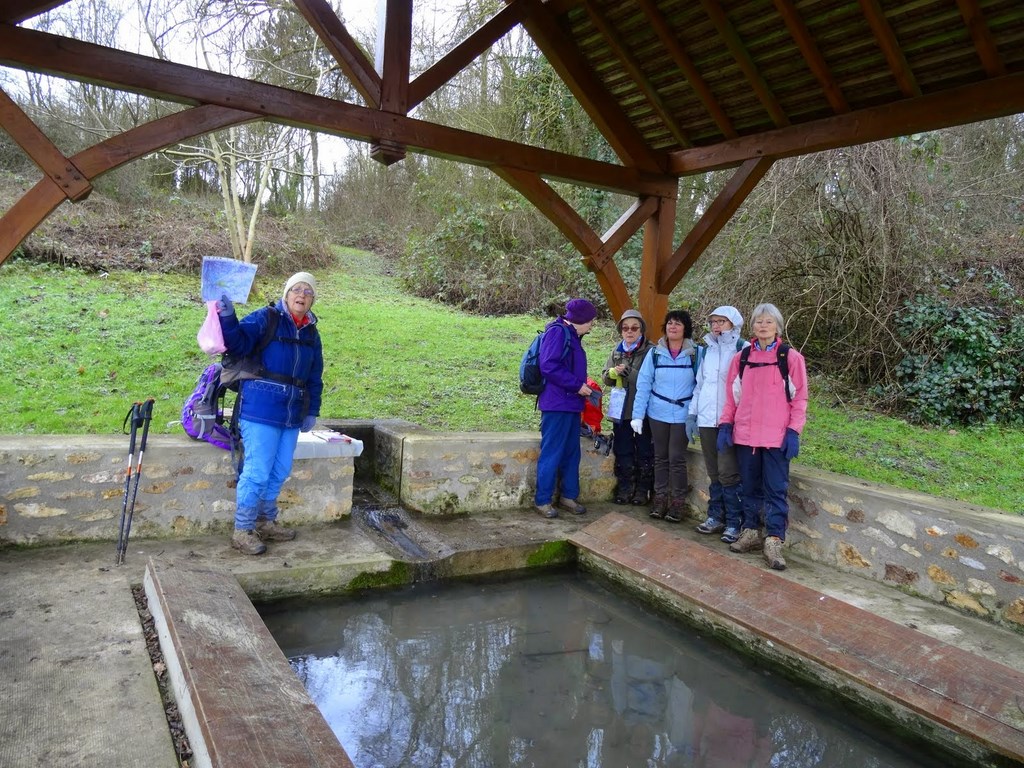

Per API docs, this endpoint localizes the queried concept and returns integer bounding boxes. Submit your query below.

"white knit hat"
[283,272,317,306]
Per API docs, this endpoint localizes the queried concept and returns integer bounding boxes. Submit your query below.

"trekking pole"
[116,398,154,566]
[115,402,142,565]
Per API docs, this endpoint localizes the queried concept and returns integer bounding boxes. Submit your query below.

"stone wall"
[0,434,356,545]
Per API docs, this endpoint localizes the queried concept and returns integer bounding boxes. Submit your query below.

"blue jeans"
[535,411,582,506]
[736,445,790,539]
[236,419,300,530]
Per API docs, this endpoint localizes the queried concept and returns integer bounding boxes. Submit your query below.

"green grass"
[1,252,1022,514]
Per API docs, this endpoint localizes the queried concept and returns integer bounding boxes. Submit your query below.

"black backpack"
[737,342,792,402]
[519,323,572,396]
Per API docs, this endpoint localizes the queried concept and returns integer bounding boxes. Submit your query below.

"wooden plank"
[0,0,68,24]
[570,513,1024,766]
[668,71,1024,174]
[859,0,920,98]
[293,0,381,108]
[409,0,526,108]
[773,0,849,113]
[0,24,677,198]
[955,0,1006,78]
[594,195,658,272]
[144,561,355,768]
[661,157,772,290]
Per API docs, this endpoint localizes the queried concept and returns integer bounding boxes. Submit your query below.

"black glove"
[216,293,235,317]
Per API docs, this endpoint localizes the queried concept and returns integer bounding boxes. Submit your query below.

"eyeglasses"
[621,325,642,332]
[288,287,314,297]
[709,318,730,326]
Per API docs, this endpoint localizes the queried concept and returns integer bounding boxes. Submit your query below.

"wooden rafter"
[661,158,773,290]
[0,24,677,198]
[858,0,920,98]
[0,88,90,201]
[636,0,735,139]
[700,0,788,127]
[519,0,664,173]
[293,0,381,108]
[492,165,631,317]
[582,1,690,148]
[955,0,1005,78]
[409,0,527,109]
[1,0,68,24]
[773,0,848,113]
[668,72,1024,174]
[0,105,257,264]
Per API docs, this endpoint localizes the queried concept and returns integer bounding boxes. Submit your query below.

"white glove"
[630,419,643,435]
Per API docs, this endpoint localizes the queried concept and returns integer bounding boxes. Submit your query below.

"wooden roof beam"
[409,0,527,109]
[371,0,412,165]
[595,196,659,273]
[493,165,632,317]
[955,0,1006,77]
[518,0,665,173]
[292,0,381,108]
[668,72,1024,174]
[583,1,691,148]
[0,24,677,197]
[0,87,91,201]
[1,0,69,24]
[773,0,849,113]
[0,104,257,265]
[700,0,789,127]
[661,157,774,291]
[858,0,920,98]
[636,0,736,138]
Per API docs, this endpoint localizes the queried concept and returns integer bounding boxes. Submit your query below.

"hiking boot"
[614,490,632,505]
[729,528,763,553]
[648,494,668,519]
[256,519,296,542]
[536,504,558,519]
[696,517,725,535]
[664,497,685,523]
[558,498,587,516]
[231,529,267,555]
[720,526,741,544]
[764,536,787,570]
[630,488,651,506]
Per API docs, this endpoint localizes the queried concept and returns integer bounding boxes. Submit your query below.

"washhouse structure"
[2,0,1024,321]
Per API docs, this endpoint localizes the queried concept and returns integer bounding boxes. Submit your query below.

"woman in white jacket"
[688,306,748,543]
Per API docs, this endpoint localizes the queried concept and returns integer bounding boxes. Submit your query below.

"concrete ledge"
[570,513,1024,768]
[143,560,355,768]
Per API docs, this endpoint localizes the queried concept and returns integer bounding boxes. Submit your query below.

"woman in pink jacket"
[716,303,808,570]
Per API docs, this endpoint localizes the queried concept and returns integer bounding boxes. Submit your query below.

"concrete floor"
[1,502,1022,767]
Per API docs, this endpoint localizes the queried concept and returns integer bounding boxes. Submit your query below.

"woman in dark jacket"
[602,309,654,505]
[217,271,324,554]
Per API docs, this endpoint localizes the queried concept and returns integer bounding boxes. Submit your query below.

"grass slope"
[1,251,1021,514]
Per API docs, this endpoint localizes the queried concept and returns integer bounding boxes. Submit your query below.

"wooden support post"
[637,196,675,327]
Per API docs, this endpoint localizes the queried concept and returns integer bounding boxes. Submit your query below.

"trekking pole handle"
[137,398,155,450]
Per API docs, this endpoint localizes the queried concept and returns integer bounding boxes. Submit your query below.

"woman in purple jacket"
[534,298,597,518]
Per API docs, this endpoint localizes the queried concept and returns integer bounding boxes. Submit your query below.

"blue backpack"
[519,323,572,395]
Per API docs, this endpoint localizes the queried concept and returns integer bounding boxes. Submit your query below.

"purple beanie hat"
[564,298,597,324]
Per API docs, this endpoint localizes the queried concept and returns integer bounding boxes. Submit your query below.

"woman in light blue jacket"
[630,310,700,522]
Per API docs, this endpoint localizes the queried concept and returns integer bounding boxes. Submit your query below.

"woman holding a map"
[216,271,324,555]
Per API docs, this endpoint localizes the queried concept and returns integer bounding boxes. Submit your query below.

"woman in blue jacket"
[217,272,324,555]
[630,310,699,522]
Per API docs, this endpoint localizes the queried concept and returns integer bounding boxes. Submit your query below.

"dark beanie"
[565,298,597,324]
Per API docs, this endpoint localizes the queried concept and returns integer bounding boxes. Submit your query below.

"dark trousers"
[535,411,582,506]
[736,444,790,539]
[612,419,654,494]
[648,419,688,497]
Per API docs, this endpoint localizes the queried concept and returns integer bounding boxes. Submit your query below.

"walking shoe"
[696,517,725,535]
[231,529,267,555]
[614,491,632,505]
[630,489,651,506]
[728,527,763,554]
[720,526,741,544]
[558,498,587,515]
[648,494,668,519]
[763,536,787,570]
[664,497,685,523]
[536,504,558,519]
[256,519,296,541]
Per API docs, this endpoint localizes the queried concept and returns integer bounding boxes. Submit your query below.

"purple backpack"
[180,363,234,451]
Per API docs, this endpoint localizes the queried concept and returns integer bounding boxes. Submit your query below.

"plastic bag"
[197,300,226,355]
[607,387,626,422]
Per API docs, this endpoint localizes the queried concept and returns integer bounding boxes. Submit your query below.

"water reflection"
[261,574,926,768]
